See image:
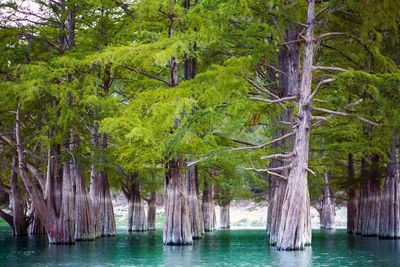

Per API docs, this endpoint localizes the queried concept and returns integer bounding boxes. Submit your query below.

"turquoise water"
[0,226,399,266]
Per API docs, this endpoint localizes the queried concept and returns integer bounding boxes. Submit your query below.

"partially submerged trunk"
[363,156,381,236]
[90,133,116,237]
[73,160,95,240]
[29,211,46,235]
[163,155,192,245]
[356,158,368,235]
[379,137,400,238]
[219,201,230,229]
[15,105,75,244]
[126,174,147,232]
[163,56,192,245]
[320,173,335,230]
[276,0,314,250]
[186,165,204,238]
[147,190,156,230]
[10,157,29,236]
[266,18,300,245]
[347,154,358,234]
[202,179,216,232]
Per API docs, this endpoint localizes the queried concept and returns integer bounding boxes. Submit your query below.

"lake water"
[0,226,400,266]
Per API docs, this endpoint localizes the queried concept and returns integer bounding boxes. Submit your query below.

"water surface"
[0,226,399,266]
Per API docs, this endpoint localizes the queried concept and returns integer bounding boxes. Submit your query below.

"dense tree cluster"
[0,0,399,251]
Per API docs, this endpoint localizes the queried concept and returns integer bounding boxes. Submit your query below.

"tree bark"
[90,133,116,237]
[163,155,192,245]
[276,0,314,250]
[29,210,46,235]
[147,190,156,230]
[363,155,381,236]
[163,55,192,245]
[9,157,29,236]
[320,173,335,230]
[126,174,147,231]
[267,24,300,245]
[185,165,203,238]
[347,154,358,234]
[219,201,230,229]
[202,178,216,232]
[379,136,400,238]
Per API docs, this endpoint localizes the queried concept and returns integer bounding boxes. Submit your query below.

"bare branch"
[306,167,316,176]
[316,32,346,41]
[249,95,297,104]
[268,164,291,172]
[123,65,170,86]
[312,66,347,72]
[246,78,280,99]
[260,152,295,160]
[308,78,335,102]
[243,167,287,181]
[228,131,295,152]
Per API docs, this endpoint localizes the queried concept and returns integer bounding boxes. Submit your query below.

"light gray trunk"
[163,155,192,245]
[347,154,358,234]
[186,165,204,238]
[202,179,216,232]
[147,191,156,230]
[267,24,300,245]
[379,136,400,238]
[320,173,335,230]
[276,0,314,250]
[127,175,147,231]
[219,202,230,229]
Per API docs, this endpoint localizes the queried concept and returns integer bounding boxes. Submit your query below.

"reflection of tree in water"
[163,245,195,266]
[271,246,312,266]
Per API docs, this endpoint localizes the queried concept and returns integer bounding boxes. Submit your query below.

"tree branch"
[123,65,170,86]
[308,78,335,102]
[260,152,295,160]
[249,95,297,104]
[312,66,347,72]
[243,167,287,181]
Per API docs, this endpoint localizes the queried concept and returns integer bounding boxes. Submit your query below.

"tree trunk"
[163,55,192,245]
[219,201,230,229]
[127,174,147,231]
[147,190,156,230]
[320,173,335,230]
[276,0,314,250]
[90,133,116,237]
[185,165,203,238]
[73,163,95,240]
[347,154,358,234]
[15,104,75,244]
[163,155,192,245]
[380,137,400,238]
[363,155,381,236]
[29,210,46,235]
[202,178,216,232]
[266,18,300,245]
[356,158,367,235]
[10,157,29,236]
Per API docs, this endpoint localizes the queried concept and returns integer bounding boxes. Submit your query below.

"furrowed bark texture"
[320,173,335,229]
[90,133,116,237]
[219,201,230,229]
[163,55,192,245]
[379,137,400,238]
[16,104,75,244]
[347,154,358,234]
[163,155,192,245]
[29,211,46,235]
[147,191,156,230]
[267,24,300,245]
[127,174,147,231]
[185,165,204,238]
[356,158,368,235]
[276,0,314,250]
[10,157,29,236]
[202,179,216,232]
[363,156,381,236]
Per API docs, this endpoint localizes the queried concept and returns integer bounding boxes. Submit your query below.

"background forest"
[0,0,399,251]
